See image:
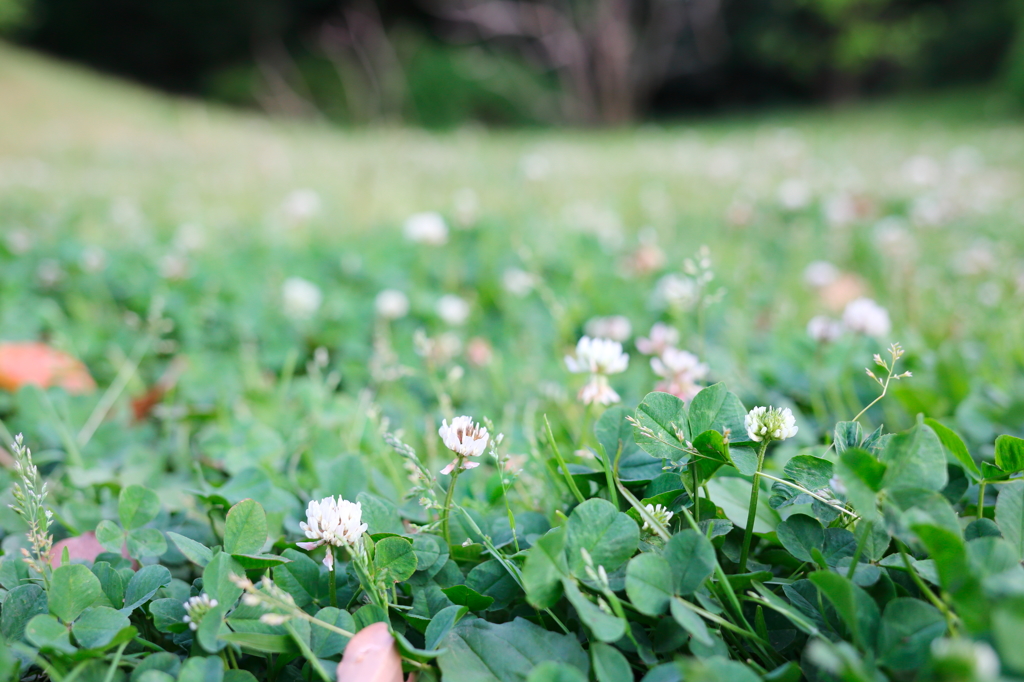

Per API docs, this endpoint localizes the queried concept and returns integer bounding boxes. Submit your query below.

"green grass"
[3,42,1024,682]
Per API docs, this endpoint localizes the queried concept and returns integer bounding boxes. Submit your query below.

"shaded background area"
[1,0,1022,127]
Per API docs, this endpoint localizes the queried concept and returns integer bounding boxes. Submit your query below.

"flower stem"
[738,440,769,573]
[977,480,987,519]
[328,547,338,608]
[441,460,463,546]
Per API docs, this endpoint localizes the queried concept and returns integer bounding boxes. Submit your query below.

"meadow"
[2,43,1024,682]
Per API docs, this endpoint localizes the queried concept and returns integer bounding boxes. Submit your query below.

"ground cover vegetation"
[1,46,1024,681]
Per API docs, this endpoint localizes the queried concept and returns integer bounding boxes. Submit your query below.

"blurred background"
[1,0,1023,127]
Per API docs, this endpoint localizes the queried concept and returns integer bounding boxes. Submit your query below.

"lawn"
[1,42,1024,682]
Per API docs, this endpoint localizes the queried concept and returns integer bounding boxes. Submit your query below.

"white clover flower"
[930,639,999,682]
[436,294,470,326]
[502,268,536,297]
[282,189,321,224]
[803,261,840,288]
[584,315,632,343]
[565,337,629,376]
[806,316,844,344]
[297,496,368,567]
[778,178,811,210]
[842,298,891,338]
[375,289,410,320]
[636,323,680,356]
[643,503,674,531]
[902,155,940,186]
[566,337,629,406]
[439,416,490,475]
[745,406,799,443]
[651,348,708,402]
[653,274,699,311]
[576,376,619,406]
[282,277,322,321]
[183,594,219,631]
[404,212,449,245]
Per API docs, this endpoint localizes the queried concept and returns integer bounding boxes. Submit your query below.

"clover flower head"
[643,503,674,531]
[651,348,709,401]
[842,298,891,338]
[565,337,629,376]
[436,294,471,326]
[578,375,621,406]
[282,277,323,321]
[807,315,844,344]
[375,289,410,320]
[439,415,490,475]
[298,496,368,567]
[404,212,449,245]
[930,638,999,682]
[584,316,632,343]
[636,323,680,356]
[183,594,219,631]
[745,406,799,443]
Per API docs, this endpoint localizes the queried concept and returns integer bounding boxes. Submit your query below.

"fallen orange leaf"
[0,342,96,394]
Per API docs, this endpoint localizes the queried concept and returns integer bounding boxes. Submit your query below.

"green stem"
[328,547,338,608]
[897,541,959,635]
[738,440,769,573]
[978,480,987,519]
[692,463,700,523]
[441,462,463,546]
[545,415,585,504]
[846,521,871,580]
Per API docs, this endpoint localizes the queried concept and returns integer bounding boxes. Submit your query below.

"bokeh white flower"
[653,274,699,311]
[298,496,368,567]
[842,297,891,337]
[745,406,799,443]
[404,212,449,245]
[502,268,537,297]
[375,289,410,320]
[778,178,811,210]
[436,294,470,326]
[636,323,680,356]
[803,261,840,288]
[439,415,490,475]
[806,315,844,344]
[282,189,321,224]
[282,277,323,321]
[584,315,632,343]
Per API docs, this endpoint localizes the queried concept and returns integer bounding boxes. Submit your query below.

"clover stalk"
[738,439,769,573]
[441,461,463,546]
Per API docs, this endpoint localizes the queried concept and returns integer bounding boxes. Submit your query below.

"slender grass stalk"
[544,414,585,504]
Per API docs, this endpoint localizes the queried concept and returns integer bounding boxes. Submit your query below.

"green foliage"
[2,80,1024,680]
